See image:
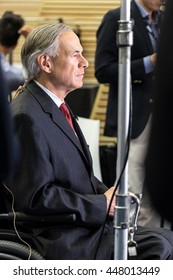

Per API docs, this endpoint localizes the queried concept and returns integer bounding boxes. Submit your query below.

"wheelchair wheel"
[0,240,44,260]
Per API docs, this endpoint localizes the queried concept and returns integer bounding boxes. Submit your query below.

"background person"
[95,0,163,227]
[145,0,173,225]
[0,11,32,100]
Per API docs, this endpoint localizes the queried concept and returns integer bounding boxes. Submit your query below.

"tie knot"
[60,103,75,132]
[60,103,70,119]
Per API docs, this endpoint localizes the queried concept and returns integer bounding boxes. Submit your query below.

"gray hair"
[21,23,72,80]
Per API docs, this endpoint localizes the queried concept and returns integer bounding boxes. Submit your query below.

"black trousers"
[130,226,173,260]
[25,223,173,260]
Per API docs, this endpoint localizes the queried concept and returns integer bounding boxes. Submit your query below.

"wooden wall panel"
[0,0,41,16]
[90,84,117,146]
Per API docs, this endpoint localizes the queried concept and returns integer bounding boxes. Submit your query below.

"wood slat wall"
[1,0,41,17]
[90,84,117,146]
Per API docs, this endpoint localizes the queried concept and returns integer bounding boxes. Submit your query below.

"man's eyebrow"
[73,49,83,54]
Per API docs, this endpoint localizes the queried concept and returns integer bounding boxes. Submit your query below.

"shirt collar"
[34,80,63,108]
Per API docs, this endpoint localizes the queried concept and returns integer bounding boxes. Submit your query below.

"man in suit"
[95,0,163,227]
[6,23,173,260]
[145,0,173,224]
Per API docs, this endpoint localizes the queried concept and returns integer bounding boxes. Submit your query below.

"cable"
[2,182,32,260]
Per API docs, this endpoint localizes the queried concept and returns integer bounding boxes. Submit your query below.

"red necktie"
[60,103,75,132]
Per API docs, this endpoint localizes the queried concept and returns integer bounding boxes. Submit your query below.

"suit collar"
[26,81,92,168]
[27,81,78,140]
[34,79,62,107]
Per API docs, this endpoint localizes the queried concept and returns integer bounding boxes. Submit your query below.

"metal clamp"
[127,192,142,257]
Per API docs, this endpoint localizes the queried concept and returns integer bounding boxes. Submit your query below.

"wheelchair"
[0,182,76,260]
[0,181,141,260]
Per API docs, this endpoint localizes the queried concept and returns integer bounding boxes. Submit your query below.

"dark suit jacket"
[145,0,172,223]
[7,81,114,259]
[0,58,18,181]
[95,0,163,139]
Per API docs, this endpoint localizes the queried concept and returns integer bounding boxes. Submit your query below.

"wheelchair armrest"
[0,212,77,224]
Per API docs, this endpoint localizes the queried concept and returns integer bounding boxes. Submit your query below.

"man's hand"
[18,24,33,38]
[104,186,116,217]
[150,52,157,66]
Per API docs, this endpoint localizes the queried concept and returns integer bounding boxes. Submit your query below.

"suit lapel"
[27,81,92,168]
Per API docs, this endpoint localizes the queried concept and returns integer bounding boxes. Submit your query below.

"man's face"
[50,30,89,96]
[138,0,163,11]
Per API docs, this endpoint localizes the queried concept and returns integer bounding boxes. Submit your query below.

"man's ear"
[37,54,51,73]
